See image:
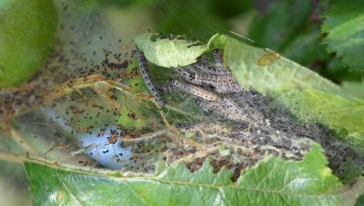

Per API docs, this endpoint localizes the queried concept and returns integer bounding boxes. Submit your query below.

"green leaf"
[247,0,312,51]
[342,81,364,100]
[216,34,364,144]
[134,33,364,145]
[322,0,364,71]
[0,0,58,87]
[24,142,364,205]
[281,29,329,66]
[134,33,208,68]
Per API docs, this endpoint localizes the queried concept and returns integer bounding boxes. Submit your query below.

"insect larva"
[192,50,231,75]
[196,96,254,123]
[175,67,243,93]
[174,67,192,82]
[212,49,224,69]
[221,97,257,122]
[169,79,221,101]
[195,97,221,114]
[136,47,165,106]
[192,73,244,93]
[193,63,231,75]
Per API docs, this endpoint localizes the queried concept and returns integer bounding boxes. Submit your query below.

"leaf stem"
[0,149,25,164]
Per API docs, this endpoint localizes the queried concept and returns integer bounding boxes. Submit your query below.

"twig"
[0,149,25,164]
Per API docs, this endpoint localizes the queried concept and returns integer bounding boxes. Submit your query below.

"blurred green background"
[100,0,363,83]
[1,0,364,205]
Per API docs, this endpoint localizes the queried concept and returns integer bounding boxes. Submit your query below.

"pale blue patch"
[78,126,133,169]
